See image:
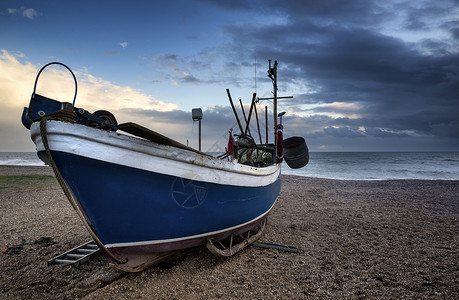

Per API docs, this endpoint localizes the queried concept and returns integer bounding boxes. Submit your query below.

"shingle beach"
[1,166,457,299]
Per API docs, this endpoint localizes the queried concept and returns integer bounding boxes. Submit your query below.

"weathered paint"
[32,121,280,187]
[30,120,282,265]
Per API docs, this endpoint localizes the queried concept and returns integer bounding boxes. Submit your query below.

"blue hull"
[48,150,281,250]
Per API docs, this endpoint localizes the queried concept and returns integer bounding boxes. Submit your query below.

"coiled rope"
[39,111,127,264]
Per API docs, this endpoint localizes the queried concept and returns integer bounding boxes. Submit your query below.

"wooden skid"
[252,242,299,253]
[206,219,266,257]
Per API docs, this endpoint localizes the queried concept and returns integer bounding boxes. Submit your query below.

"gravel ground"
[1,166,458,299]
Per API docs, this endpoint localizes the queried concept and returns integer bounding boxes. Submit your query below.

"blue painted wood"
[50,151,281,248]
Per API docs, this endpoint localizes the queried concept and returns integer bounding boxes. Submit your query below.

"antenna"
[254,56,257,94]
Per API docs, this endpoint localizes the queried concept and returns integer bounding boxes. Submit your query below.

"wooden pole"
[265,106,268,146]
[253,103,263,145]
[226,89,244,134]
[245,93,256,135]
[239,99,251,136]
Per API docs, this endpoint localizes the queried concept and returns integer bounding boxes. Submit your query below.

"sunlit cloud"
[322,102,363,119]
[289,101,363,119]
[0,49,177,112]
[0,50,37,109]
[0,49,178,140]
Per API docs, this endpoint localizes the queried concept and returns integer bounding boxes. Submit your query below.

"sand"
[0,165,458,299]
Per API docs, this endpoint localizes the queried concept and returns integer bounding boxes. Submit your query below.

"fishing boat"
[21,60,308,272]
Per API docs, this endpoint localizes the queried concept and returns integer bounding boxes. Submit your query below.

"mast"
[268,60,278,133]
[257,60,293,158]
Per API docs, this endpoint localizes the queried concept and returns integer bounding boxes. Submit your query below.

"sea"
[1,152,458,181]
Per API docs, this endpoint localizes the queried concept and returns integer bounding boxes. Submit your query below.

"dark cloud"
[364,127,409,138]
[97,0,457,152]
[164,54,178,60]
[448,24,459,40]
[181,73,201,83]
[213,0,459,150]
[152,53,222,85]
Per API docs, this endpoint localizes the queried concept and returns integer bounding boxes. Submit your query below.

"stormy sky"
[1,0,458,152]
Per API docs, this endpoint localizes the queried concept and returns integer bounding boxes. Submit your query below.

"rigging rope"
[39,110,127,265]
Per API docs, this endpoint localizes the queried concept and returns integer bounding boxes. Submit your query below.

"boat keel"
[109,249,188,272]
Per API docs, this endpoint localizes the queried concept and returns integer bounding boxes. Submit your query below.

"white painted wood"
[31,121,281,187]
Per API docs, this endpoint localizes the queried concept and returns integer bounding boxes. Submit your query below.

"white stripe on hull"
[31,121,280,187]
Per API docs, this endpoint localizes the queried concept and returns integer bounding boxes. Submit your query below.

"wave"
[0,153,45,166]
[282,152,459,180]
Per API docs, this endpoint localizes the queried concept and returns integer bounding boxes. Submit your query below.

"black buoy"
[283,136,309,169]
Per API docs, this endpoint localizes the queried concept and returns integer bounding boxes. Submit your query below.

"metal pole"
[198,119,201,151]
[273,61,278,132]
[267,60,279,155]
[192,108,203,152]
[272,61,278,151]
